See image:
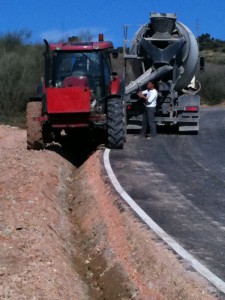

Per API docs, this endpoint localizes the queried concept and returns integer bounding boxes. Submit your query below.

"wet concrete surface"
[109,108,225,281]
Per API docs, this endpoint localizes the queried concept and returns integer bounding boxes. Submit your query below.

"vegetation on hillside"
[198,33,225,53]
[0,30,44,125]
[196,63,225,105]
[0,30,224,126]
[195,34,225,104]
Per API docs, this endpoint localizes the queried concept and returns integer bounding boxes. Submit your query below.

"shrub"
[0,31,44,117]
[0,46,43,116]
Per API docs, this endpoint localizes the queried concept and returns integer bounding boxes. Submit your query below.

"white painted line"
[103,148,225,294]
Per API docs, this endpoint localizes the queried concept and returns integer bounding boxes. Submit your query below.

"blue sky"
[0,0,224,47]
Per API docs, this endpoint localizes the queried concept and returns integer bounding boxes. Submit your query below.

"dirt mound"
[0,125,219,299]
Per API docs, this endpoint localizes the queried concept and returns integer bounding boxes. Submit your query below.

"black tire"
[107,98,125,149]
[123,99,127,143]
[26,101,44,150]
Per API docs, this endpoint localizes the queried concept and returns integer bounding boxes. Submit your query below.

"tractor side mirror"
[200,56,205,72]
[112,49,118,59]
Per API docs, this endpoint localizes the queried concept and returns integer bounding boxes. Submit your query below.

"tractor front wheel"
[26,101,44,150]
[107,98,125,149]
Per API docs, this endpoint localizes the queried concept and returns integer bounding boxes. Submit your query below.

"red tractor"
[26,35,125,150]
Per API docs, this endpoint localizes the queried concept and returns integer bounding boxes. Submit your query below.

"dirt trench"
[0,125,221,299]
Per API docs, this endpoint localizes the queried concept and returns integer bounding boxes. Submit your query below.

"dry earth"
[0,124,222,299]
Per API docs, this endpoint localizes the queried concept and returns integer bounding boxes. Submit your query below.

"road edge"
[103,148,225,295]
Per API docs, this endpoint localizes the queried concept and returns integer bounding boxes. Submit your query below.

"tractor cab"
[26,37,125,151]
[44,40,114,101]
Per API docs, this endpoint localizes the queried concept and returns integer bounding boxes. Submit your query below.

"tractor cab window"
[53,51,104,99]
[101,52,112,95]
[53,52,101,82]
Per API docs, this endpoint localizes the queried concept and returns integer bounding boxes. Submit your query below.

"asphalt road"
[109,107,225,282]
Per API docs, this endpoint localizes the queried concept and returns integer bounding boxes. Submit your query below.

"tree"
[68,36,80,42]
[0,29,31,52]
[78,30,93,42]
[198,33,211,44]
[198,33,225,52]
[68,30,93,43]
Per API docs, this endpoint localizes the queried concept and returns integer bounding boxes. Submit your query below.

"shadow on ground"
[45,121,197,167]
[46,128,106,167]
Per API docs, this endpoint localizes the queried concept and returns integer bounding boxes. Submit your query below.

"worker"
[72,56,87,75]
[137,81,158,138]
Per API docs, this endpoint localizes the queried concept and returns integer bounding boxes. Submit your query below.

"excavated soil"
[0,124,222,299]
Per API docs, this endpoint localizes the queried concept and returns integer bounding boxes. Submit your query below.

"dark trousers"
[141,107,157,137]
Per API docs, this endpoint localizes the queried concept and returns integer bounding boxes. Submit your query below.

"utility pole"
[196,19,205,72]
[196,19,199,48]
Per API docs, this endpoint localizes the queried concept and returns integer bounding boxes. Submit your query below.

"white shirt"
[142,89,158,107]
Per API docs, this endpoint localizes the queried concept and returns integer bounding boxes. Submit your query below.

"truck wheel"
[107,98,125,149]
[26,101,44,150]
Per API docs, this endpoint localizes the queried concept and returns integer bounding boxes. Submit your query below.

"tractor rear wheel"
[107,98,125,149]
[26,101,44,150]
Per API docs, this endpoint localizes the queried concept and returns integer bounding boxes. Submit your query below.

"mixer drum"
[129,13,199,91]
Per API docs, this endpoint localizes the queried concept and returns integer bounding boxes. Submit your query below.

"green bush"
[0,31,44,119]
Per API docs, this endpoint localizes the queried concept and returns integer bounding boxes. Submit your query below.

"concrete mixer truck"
[123,13,200,132]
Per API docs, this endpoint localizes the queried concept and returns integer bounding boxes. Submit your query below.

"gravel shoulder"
[0,125,220,299]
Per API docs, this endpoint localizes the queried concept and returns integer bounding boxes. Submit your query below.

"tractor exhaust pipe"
[44,39,50,88]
